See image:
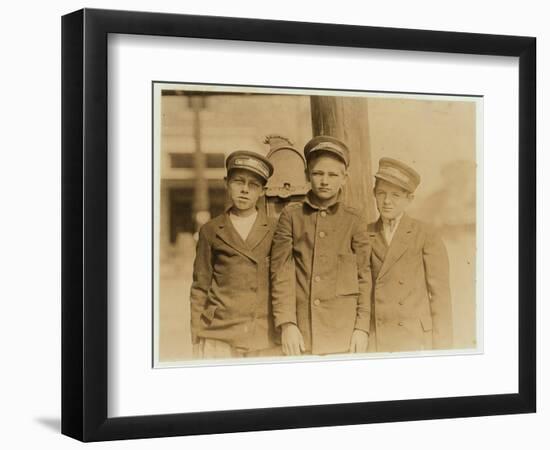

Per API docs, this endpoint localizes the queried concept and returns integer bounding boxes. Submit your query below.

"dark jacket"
[270,193,372,355]
[368,214,453,352]
[189,209,278,352]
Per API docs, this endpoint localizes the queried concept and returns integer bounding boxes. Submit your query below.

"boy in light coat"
[368,157,453,352]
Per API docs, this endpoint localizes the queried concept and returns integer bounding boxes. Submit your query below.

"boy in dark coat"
[270,136,372,356]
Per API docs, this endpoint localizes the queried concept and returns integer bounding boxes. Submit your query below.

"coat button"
[314,275,321,282]
[398,301,404,306]
[398,321,404,326]
[250,286,257,292]
[320,211,327,218]
[319,231,326,238]
[398,280,404,285]
[313,299,321,306]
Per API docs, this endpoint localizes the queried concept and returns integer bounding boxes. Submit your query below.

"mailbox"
[263,135,310,218]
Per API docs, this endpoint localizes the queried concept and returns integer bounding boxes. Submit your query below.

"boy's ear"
[341,169,349,185]
[407,193,415,201]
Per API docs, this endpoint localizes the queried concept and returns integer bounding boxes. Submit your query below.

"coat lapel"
[368,219,388,263]
[245,209,271,251]
[216,213,258,262]
[377,214,414,280]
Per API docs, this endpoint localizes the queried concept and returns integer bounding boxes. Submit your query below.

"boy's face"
[307,153,348,204]
[374,179,413,220]
[226,169,265,213]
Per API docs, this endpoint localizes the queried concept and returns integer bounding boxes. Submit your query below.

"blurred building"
[159,90,312,261]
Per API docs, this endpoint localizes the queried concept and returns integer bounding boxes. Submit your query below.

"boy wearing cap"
[368,158,453,352]
[189,151,281,359]
[270,136,372,356]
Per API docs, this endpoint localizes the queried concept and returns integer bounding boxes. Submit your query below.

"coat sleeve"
[270,207,297,329]
[423,229,453,349]
[189,226,213,344]
[351,215,372,334]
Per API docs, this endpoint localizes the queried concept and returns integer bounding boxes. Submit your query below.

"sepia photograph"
[53,3,537,444]
[152,82,481,366]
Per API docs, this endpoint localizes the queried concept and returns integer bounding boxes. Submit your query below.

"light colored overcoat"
[368,214,453,352]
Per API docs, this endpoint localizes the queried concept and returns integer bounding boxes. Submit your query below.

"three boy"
[190,139,453,359]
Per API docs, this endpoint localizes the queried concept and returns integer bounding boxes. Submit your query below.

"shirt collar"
[303,190,343,212]
[381,212,404,228]
[229,209,258,221]
[224,205,264,223]
[225,203,258,213]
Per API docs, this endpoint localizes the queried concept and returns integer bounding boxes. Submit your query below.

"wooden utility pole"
[310,96,375,220]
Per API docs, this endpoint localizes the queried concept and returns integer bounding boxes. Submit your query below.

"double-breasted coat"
[189,209,279,352]
[270,193,372,355]
[368,214,453,352]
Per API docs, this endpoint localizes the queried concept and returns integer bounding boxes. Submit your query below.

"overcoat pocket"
[200,303,218,324]
[336,253,360,296]
[420,315,433,332]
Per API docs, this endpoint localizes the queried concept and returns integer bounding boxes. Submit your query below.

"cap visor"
[374,174,413,192]
[228,167,269,183]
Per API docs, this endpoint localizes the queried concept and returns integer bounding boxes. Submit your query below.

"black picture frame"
[61,8,536,442]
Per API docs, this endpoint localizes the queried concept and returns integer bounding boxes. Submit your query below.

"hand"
[349,329,369,353]
[281,323,305,356]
